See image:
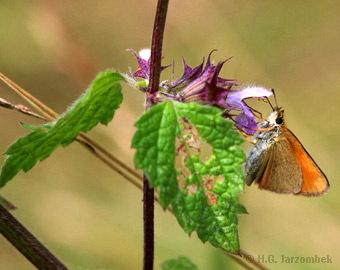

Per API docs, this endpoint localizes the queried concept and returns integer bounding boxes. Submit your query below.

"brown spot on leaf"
[187,184,198,195]
[176,118,200,163]
[201,175,224,206]
[205,191,217,206]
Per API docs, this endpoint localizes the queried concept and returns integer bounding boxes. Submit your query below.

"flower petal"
[226,86,272,109]
[170,57,204,89]
[139,48,151,61]
[127,49,150,79]
[235,112,258,134]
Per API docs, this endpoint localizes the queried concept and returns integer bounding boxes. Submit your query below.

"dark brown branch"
[0,204,68,270]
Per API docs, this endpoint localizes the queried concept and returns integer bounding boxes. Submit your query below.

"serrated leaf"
[132,101,179,207]
[132,101,246,254]
[172,102,245,254]
[0,71,124,187]
[162,256,198,270]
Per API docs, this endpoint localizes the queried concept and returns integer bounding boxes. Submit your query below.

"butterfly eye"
[276,117,284,125]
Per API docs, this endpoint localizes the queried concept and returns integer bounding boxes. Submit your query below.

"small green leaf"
[132,101,246,253]
[0,71,124,187]
[20,122,52,131]
[162,256,198,270]
[134,80,148,89]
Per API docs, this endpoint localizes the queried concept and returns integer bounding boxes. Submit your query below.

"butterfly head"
[266,107,285,127]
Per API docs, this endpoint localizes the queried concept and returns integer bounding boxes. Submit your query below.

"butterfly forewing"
[257,134,303,193]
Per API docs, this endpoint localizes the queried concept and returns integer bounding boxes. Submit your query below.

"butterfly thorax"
[254,109,285,142]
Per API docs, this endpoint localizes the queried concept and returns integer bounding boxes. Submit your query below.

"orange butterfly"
[245,104,329,196]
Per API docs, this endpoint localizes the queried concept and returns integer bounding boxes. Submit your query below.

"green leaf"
[132,101,179,207]
[162,256,198,270]
[172,103,245,254]
[132,101,246,254]
[0,71,124,187]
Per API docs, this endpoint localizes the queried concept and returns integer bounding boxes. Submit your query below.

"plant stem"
[144,1,169,269]
[0,204,68,270]
[148,0,169,95]
[143,173,155,270]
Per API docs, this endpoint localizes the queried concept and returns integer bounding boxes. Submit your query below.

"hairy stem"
[148,0,169,95]
[143,1,169,269]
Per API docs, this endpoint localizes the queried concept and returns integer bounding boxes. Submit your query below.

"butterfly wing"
[257,134,303,194]
[285,130,329,196]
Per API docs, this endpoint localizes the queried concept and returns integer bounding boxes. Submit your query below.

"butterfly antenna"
[266,96,275,111]
[271,88,280,110]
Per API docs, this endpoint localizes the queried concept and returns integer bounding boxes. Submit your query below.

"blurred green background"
[1,1,339,269]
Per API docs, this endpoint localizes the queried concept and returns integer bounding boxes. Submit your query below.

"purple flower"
[127,48,273,135]
[226,86,272,134]
[168,57,204,89]
[175,51,238,108]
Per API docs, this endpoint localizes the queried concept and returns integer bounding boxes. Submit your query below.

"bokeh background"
[1,1,339,269]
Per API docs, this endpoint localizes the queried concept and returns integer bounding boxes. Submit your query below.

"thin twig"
[0,97,48,121]
[0,204,68,270]
[227,252,256,270]
[0,72,57,121]
[76,138,143,191]
[240,250,269,270]
[78,132,142,180]
[78,138,170,208]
